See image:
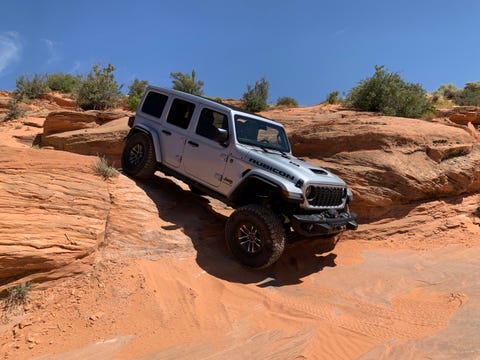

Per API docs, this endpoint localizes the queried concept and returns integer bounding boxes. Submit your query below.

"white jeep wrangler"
[122,86,357,268]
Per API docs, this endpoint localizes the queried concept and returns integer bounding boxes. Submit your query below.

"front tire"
[225,204,285,269]
[121,132,157,179]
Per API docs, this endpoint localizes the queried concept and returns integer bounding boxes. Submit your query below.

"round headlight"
[305,185,316,201]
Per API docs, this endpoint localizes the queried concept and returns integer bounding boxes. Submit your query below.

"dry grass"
[93,156,119,180]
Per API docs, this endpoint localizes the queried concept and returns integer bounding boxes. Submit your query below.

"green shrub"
[127,78,148,111]
[4,99,25,120]
[345,65,433,118]
[126,95,141,111]
[46,73,82,93]
[77,63,122,110]
[431,84,461,102]
[13,74,49,101]
[454,81,480,106]
[93,156,119,179]
[242,77,269,112]
[276,96,298,107]
[170,70,204,95]
[326,91,341,104]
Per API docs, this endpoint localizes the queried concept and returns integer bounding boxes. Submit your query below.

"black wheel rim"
[128,143,144,166]
[237,223,262,254]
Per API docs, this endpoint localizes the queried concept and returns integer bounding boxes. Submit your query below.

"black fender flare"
[228,174,282,206]
[125,125,162,163]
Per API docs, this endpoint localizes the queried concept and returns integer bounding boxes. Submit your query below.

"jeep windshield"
[234,115,291,153]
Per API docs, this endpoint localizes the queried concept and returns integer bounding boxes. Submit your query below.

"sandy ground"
[1,117,480,359]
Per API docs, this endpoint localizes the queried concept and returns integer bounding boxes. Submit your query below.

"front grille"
[307,186,346,207]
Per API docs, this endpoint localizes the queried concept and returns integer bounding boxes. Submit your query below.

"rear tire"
[121,132,157,179]
[225,204,285,269]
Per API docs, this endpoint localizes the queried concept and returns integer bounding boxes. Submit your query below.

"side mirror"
[214,128,229,145]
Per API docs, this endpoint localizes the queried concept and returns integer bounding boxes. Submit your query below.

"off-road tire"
[225,204,285,269]
[121,132,157,179]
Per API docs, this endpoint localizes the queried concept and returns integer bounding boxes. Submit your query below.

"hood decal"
[249,158,295,181]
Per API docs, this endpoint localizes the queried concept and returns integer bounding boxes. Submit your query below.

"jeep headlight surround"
[305,185,316,202]
[346,188,353,203]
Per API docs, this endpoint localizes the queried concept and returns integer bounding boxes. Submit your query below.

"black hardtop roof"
[145,85,274,122]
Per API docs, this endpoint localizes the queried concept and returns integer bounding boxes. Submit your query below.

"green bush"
[127,79,148,111]
[242,77,269,112]
[13,74,49,101]
[46,73,82,94]
[454,81,480,106]
[77,63,122,110]
[170,70,204,95]
[346,65,433,118]
[276,96,298,107]
[326,91,341,104]
[126,95,141,112]
[4,99,25,121]
[431,83,461,102]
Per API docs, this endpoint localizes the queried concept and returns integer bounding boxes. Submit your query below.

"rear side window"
[141,91,168,118]
[167,99,195,129]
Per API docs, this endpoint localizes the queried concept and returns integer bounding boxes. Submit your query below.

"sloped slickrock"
[262,106,480,221]
[0,146,110,291]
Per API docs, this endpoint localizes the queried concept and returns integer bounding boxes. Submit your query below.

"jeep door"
[159,98,196,168]
[182,107,229,187]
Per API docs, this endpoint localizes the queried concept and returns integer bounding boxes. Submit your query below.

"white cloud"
[42,38,60,65]
[0,31,22,75]
[334,28,348,37]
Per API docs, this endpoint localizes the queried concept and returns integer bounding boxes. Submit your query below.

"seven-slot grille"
[306,186,346,207]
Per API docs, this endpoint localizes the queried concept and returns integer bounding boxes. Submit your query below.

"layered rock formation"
[41,110,130,166]
[0,145,110,292]
[35,103,480,222]
[3,93,480,360]
[263,106,480,220]
[437,106,480,126]
[0,91,10,110]
[1,98,480,301]
[34,103,480,222]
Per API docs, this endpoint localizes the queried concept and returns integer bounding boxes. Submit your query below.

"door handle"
[162,130,172,136]
[188,141,199,147]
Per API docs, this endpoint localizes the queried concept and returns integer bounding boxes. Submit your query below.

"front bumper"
[290,211,358,237]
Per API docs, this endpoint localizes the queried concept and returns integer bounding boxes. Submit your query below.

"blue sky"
[1,0,479,105]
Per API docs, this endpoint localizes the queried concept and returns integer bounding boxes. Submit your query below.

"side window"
[141,91,168,118]
[196,108,228,141]
[166,99,195,129]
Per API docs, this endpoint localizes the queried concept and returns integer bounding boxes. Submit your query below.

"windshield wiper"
[280,150,290,159]
[259,145,290,159]
[260,145,272,153]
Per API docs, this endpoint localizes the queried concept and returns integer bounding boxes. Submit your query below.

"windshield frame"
[234,114,291,153]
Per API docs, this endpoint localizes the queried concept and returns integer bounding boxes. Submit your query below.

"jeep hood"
[245,148,347,187]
